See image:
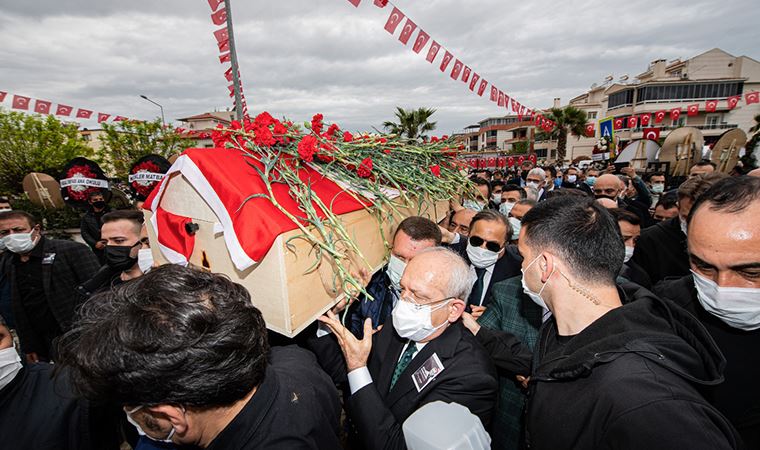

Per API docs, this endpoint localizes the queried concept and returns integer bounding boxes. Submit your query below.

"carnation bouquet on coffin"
[143,112,471,336]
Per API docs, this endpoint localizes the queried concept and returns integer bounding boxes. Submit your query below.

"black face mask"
[104,243,139,271]
[594,194,619,201]
[520,170,529,180]
[91,200,107,210]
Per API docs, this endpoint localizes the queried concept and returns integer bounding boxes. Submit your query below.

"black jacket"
[207,346,341,449]
[0,362,120,450]
[477,284,742,449]
[632,216,689,284]
[80,208,109,264]
[347,267,396,339]
[655,275,760,449]
[311,321,497,450]
[449,240,522,307]
[618,259,652,289]
[1,237,100,355]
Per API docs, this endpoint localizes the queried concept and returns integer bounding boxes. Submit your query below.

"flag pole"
[224,0,244,121]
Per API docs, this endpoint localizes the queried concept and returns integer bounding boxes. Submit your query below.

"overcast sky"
[1,0,758,134]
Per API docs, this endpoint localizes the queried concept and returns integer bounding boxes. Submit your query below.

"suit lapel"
[40,240,53,300]
[374,326,406,396]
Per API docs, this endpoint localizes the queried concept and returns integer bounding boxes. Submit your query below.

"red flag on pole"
[727,95,741,109]
[654,110,666,123]
[97,113,110,123]
[346,0,361,7]
[77,109,93,119]
[398,19,417,45]
[213,28,229,44]
[490,86,498,102]
[0,91,6,102]
[56,104,73,116]
[439,51,453,72]
[218,39,229,53]
[425,41,440,63]
[412,30,429,53]
[477,79,488,96]
[469,73,480,91]
[461,66,471,83]
[670,108,681,121]
[613,118,623,130]
[705,100,718,112]
[746,91,760,105]
[225,67,233,82]
[211,8,227,26]
[497,91,505,106]
[114,116,128,121]
[450,60,463,80]
[639,114,651,126]
[219,52,231,63]
[585,123,595,137]
[383,7,404,34]
[643,128,660,141]
[207,0,223,11]
[627,116,638,128]
[34,100,52,114]
[687,104,699,116]
[12,95,30,110]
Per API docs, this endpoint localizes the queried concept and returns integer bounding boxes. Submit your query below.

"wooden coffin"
[144,171,449,337]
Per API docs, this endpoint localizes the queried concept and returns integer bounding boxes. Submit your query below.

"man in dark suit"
[316,247,497,450]
[0,210,100,362]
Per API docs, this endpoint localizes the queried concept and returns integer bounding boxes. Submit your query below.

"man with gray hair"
[525,168,548,201]
[315,247,497,450]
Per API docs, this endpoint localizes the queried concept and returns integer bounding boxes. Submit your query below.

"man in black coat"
[0,210,100,362]
[79,191,110,264]
[462,197,742,449]
[654,176,760,448]
[56,265,341,449]
[315,247,497,450]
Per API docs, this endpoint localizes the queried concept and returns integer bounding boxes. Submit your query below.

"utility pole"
[224,0,244,121]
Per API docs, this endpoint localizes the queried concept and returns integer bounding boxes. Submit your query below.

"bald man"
[748,168,760,178]
[592,174,652,227]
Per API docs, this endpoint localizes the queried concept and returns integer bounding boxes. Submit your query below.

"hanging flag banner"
[398,19,417,45]
[384,7,405,34]
[412,30,429,53]
[439,51,453,72]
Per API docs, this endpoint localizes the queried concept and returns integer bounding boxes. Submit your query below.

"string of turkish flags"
[0,90,135,123]
[207,0,248,116]
[344,0,558,133]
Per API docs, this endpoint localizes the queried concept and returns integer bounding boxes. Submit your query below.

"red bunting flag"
[585,123,595,137]
[374,0,388,6]
[346,0,361,7]
[639,114,651,126]
[398,19,417,45]
[412,30,429,53]
[705,100,718,112]
[207,0,223,11]
[114,116,128,121]
[687,103,699,116]
[654,110,666,123]
[670,108,681,121]
[97,113,110,123]
[0,91,6,102]
[497,90,505,106]
[439,51,453,72]
[76,109,93,119]
[504,93,510,109]
[384,7,404,34]
[228,85,235,97]
[56,104,73,116]
[213,28,229,44]
[746,91,760,105]
[211,8,227,25]
[511,98,517,112]
[12,95,30,110]
[490,86,498,102]
[627,116,638,128]
[613,118,623,130]
[224,67,233,82]
[450,59,463,80]
[469,73,480,91]
[477,79,488,96]
[219,52,231,63]
[218,39,229,53]
[643,128,660,141]
[461,66,471,83]
[425,41,440,63]
[34,100,52,114]
[727,95,741,109]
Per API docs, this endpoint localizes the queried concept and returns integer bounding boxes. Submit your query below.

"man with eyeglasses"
[315,247,497,450]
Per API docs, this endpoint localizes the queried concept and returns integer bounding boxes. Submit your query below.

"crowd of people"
[0,158,758,450]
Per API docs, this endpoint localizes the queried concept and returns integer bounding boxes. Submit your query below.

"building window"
[535,149,547,158]
[587,111,597,119]
[82,134,91,142]
[637,81,743,103]
[608,89,635,108]
[487,130,498,138]
[672,117,686,127]
[705,114,720,128]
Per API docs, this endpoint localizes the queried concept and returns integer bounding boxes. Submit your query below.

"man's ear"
[540,253,555,283]
[448,298,466,322]
[147,404,189,435]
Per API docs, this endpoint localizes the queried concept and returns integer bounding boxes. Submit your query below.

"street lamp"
[140,95,165,128]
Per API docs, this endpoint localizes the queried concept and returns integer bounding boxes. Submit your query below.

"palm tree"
[382,107,437,141]
[540,106,588,163]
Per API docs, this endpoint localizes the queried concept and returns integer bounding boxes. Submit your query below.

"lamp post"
[140,95,165,128]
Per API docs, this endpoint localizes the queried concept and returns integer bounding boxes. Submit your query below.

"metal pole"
[224,0,244,121]
[140,95,166,128]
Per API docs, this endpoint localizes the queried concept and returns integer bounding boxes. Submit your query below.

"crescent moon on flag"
[391,13,399,23]
[416,36,424,47]
[403,25,411,34]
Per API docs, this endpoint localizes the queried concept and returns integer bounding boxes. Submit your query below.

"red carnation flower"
[430,136,439,143]
[357,157,373,178]
[298,135,318,162]
[254,111,275,128]
[311,113,324,135]
[343,131,353,142]
[429,165,441,177]
[441,135,449,140]
[325,123,340,139]
[317,143,336,163]
[254,125,276,147]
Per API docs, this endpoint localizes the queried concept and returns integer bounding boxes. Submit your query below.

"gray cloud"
[1,0,758,133]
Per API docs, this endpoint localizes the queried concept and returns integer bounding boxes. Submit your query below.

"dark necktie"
[390,341,418,389]
[468,267,487,307]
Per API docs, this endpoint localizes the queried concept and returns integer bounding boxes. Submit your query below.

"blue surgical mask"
[553,178,562,188]
[585,176,596,186]
[567,175,577,184]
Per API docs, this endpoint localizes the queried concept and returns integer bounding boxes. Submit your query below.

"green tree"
[536,106,588,163]
[0,108,92,194]
[382,107,437,140]
[99,118,192,178]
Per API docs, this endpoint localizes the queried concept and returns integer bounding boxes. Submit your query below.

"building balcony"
[624,123,738,133]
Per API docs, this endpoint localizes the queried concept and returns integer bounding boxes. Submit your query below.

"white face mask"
[0,208,11,213]
[0,347,23,390]
[624,246,634,263]
[491,193,502,204]
[137,248,154,274]
[566,175,577,183]
[692,270,760,331]
[508,217,521,241]
[466,241,500,269]
[521,254,553,311]
[526,181,539,190]
[392,298,451,342]
[462,199,484,212]
[499,201,516,217]
[386,254,406,290]
[125,405,177,443]
[2,232,38,254]
[651,183,665,194]
[679,217,688,235]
